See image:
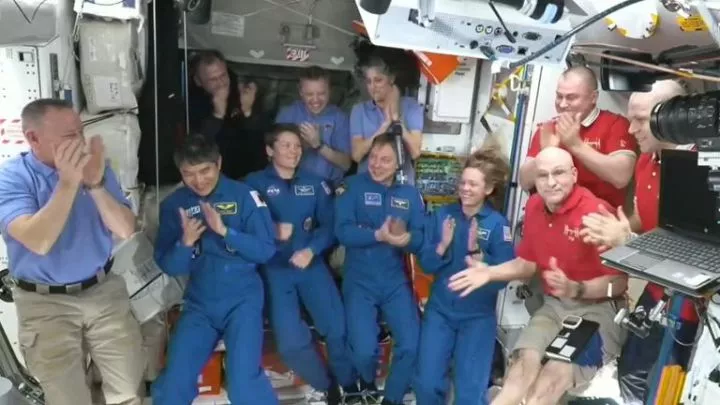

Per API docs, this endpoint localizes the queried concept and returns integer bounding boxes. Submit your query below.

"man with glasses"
[580,80,697,405]
[517,65,637,313]
[448,146,627,405]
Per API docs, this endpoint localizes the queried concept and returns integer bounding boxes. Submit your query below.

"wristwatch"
[313,141,324,151]
[86,176,106,190]
[574,281,586,299]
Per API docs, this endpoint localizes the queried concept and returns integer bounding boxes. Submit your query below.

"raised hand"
[82,136,106,187]
[54,138,91,187]
[179,208,206,247]
[201,202,227,236]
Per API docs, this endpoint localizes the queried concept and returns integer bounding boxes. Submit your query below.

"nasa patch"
[303,217,314,231]
[267,185,281,197]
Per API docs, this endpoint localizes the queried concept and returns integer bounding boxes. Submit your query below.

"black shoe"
[343,381,360,395]
[343,382,363,405]
[326,384,343,405]
[359,379,379,393]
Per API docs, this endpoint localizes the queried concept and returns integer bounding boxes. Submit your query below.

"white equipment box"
[78,19,140,114]
[81,111,142,190]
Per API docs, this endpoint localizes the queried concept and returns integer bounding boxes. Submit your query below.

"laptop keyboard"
[627,232,720,273]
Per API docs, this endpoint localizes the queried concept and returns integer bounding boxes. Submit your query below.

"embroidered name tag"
[390,197,409,210]
[364,192,382,206]
[213,202,238,215]
[477,228,490,241]
[294,185,315,196]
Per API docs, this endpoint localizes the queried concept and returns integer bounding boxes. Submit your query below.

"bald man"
[519,66,637,209]
[448,147,628,405]
[580,80,698,404]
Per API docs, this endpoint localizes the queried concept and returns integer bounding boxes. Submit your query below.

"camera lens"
[650,91,720,145]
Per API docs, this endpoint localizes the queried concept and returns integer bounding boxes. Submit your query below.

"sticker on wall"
[330,56,345,66]
[211,12,246,38]
[677,15,708,32]
[285,46,311,62]
[602,0,659,39]
[249,49,265,59]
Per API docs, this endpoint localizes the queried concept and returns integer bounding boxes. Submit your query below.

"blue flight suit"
[415,202,515,405]
[152,175,278,405]
[245,167,354,390]
[275,101,351,187]
[334,172,425,403]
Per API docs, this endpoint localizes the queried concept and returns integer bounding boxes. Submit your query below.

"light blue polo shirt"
[350,97,424,185]
[275,100,351,187]
[0,152,130,285]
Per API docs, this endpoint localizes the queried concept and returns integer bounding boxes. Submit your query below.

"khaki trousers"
[15,273,144,405]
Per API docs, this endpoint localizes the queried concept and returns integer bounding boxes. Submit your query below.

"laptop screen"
[659,149,720,242]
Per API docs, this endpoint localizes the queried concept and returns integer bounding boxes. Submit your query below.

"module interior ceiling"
[569,0,715,55]
[183,0,361,71]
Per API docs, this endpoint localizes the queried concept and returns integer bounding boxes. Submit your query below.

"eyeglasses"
[536,167,573,183]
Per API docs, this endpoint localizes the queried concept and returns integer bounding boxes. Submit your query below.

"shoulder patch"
[503,225,513,242]
[321,181,332,195]
[335,182,347,196]
[249,190,267,207]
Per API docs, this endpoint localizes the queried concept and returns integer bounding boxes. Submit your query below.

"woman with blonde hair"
[414,147,515,405]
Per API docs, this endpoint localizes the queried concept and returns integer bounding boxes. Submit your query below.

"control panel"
[369,0,573,64]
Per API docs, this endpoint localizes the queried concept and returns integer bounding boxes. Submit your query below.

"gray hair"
[21,98,73,132]
[359,57,394,80]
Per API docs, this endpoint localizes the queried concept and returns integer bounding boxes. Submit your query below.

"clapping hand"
[82,136,106,188]
[580,205,631,251]
[376,216,410,247]
[179,208,206,247]
[54,138,91,187]
[447,256,491,297]
[201,202,227,236]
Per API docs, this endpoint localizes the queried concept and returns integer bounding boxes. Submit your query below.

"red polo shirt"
[634,149,698,322]
[517,186,624,296]
[527,110,636,208]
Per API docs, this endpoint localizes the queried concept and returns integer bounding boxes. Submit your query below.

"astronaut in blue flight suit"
[414,150,515,405]
[275,66,352,187]
[334,132,425,405]
[152,135,279,405]
[244,124,356,403]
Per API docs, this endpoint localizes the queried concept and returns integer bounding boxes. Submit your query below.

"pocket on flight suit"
[18,329,41,377]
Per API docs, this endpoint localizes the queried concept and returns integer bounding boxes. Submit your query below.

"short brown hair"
[299,66,330,84]
[264,123,302,147]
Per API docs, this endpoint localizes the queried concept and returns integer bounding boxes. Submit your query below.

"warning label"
[0,118,23,140]
[0,117,28,164]
[677,15,708,32]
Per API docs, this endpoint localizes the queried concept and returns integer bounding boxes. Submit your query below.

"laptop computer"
[601,149,720,296]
